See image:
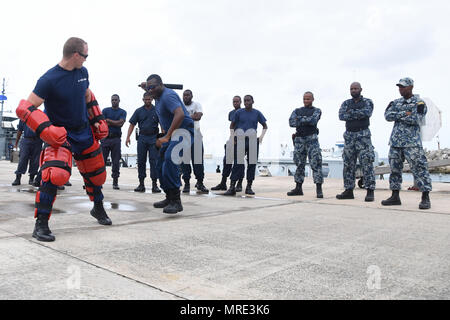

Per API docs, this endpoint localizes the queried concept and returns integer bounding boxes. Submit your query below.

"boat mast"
[0,78,6,158]
[0,78,4,123]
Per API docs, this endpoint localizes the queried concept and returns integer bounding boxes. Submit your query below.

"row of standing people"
[209,78,431,211]
[273,79,430,210]
[101,90,210,194]
[102,88,270,197]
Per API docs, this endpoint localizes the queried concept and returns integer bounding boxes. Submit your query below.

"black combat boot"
[287,183,303,196]
[196,180,209,194]
[316,183,323,198]
[33,178,41,187]
[154,191,170,208]
[134,179,146,192]
[224,180,237,196]
[365,189,375,202]
[12,174,21,186]
[32,214,55,242]
[336,189,354,199]
[182,180,190,193]
[65,181,72,186]
[90,201,112,225]
[152,179,161,193]
[245,180,255,195]
[33,172,41,187]
[419,191,431,210]
[163,189,183,214]
[29,175,35,185]
[113,177,119,190]
[381,190,401,206]
[211,176,227,191]
[235,178,243,192]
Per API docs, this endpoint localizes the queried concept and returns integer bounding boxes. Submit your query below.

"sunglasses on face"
[77,51,88,59]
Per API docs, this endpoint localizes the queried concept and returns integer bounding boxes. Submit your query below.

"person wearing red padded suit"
[16,37,111,242]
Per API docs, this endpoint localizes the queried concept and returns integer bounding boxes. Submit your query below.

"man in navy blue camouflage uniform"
[336,82,376,202]
[126,92,161,193]
[382,77,432,209]
[211,95,244,192]
[12,120,42,186]
[101,94,127,190]
[288,92,323,198]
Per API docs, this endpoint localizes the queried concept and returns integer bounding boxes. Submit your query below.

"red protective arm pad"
[87,91,108,140]
[16,99,67,147]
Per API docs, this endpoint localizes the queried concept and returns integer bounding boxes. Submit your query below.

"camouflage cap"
[396,77,414,87]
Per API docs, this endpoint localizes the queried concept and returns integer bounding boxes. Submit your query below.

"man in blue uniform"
[144,74,194,214]
[17,37,112,242]
[126,92,161,193]
[12,120,42,186]
[382,77,432,209]
[336,82,376,202]
[211,96,244,192]
[180,89,209,194]
[101,94,127,190]
[224,95,268,196]
[288,92,324,198]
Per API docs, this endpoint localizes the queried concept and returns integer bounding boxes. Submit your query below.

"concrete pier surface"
[0,160,449,300]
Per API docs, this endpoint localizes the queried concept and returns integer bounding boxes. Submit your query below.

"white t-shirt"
[185,101,203,132]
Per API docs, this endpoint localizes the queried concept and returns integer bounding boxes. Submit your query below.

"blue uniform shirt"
[154,87,194,133]
[129,105,160,143]
[33,65,89,130]
[233,108,267,131]
[102,107,127,135]
[18,120,37,138]
[228,108,241,122]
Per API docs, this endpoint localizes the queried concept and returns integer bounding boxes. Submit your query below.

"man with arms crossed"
[336,82,376,202]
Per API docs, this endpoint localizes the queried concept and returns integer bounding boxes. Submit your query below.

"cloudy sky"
[1,0,449,160]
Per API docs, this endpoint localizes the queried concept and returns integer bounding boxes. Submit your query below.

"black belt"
[139,131,157,136]
[24,136,41,140]
[107,132,122,138]
[346,126,369,132]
